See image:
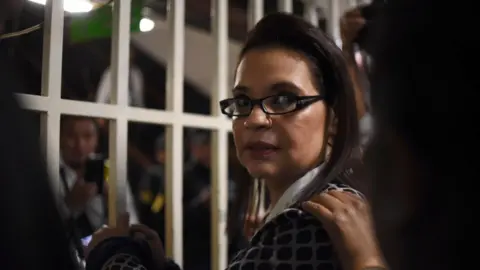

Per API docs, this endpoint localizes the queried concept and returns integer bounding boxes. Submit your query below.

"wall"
[132,14,242,97]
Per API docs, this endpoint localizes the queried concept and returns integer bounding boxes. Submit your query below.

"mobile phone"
[84,157,105,194]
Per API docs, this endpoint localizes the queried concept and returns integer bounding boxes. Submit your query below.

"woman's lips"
[246,148,278,159]
[244,141,279,160]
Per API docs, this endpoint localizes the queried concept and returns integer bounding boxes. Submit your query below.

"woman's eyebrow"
[269,81,302,94]
[232,85,249,93]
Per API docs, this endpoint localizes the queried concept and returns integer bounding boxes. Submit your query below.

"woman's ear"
[325,109,337,158]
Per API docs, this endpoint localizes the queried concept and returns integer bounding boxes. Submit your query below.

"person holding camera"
[59,115,139,260]
[340,7,373,148]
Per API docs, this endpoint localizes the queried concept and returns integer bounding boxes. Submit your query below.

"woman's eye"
[234,98,250,107]
[272,95,295,106]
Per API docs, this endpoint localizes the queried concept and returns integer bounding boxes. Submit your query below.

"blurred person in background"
[339,4,377,148]
[182,129,213,270]
[59,116,139,240]
[137,134,167,243]
[95,46,144,107]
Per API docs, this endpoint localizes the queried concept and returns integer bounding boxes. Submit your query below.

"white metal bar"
[40,0,64,201]
[108,0,131,227]
[16,94,233,130]
[330,0,342,46]
[278,0,293,13]
[248,0,264,29]
[165,0,185,265]
[304,0,319,27]
[211,1,229,270]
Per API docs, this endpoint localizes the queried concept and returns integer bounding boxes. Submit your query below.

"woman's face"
[232,48,327,185]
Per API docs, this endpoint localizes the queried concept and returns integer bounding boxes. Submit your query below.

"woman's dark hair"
[228,12,360,236]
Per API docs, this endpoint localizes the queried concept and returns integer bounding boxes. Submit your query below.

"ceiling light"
[29,0,94,13]
[139,18,155,32]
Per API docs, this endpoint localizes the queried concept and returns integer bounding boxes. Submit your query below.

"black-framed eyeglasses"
[219,94,325,117]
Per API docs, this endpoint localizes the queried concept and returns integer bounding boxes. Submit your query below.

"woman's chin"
[246,163,279,179]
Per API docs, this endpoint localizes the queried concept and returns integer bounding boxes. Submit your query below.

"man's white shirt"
[58,160,139,229]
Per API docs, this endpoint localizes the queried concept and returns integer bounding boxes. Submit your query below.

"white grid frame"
[16,0,231,268]
[15,0,336,269]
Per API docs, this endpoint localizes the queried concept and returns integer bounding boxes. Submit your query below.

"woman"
[223,12,366,268]
[85,191,385,270]
[86,13,377,270]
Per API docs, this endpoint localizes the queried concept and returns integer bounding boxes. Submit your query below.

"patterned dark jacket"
[227,182,362,270]
[88,181,362,270]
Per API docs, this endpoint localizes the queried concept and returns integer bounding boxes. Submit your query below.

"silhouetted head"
[366,0,474,269]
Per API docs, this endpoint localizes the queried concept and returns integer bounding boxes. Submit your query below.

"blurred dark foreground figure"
[366,0,476,270]
[0,68,78,269]
[1,1,78,269]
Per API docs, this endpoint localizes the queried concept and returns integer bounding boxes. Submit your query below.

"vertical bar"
[108,0,131,227]
[165,0,185,265]
[248,0,264,29]
[304,0,319,27]
[211,1,229,270]
[278,0,293,13]
[40,0,64,200]
[330,0,342,46]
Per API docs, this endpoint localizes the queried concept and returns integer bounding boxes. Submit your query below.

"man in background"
[59,115,139,238]
[137,134,167,242]
[182,129,213,270]
[95,46,145,107]
[340,5,374,147]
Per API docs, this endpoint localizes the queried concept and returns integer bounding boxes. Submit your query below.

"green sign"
[70,0,144,43]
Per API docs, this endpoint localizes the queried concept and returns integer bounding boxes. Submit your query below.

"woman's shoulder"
[228,209,338,270]
[253,208,327,244]
[249,182,361,245]
[324,181,364,198]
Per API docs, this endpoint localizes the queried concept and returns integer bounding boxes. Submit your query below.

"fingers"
[243,214,262,239]
[117,212,130,231]
[301,201,333,224]
[304,191,367,223]
[328,191,367,213]
[328,190,358,203]
[130,224,158,240]
[307,192,343,212]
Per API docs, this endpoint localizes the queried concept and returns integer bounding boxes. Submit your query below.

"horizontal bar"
[15,94,232,131]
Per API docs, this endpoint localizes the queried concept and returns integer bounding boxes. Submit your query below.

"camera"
[84,155,105,194]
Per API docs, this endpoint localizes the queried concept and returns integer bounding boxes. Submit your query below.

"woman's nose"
[244,106,271,129]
